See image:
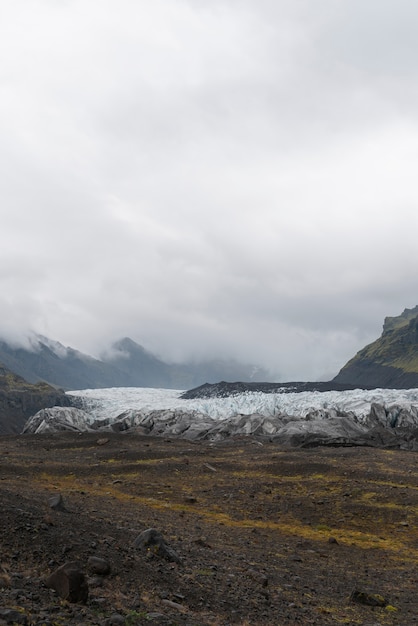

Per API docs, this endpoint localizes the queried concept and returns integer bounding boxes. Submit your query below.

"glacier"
[21,386,418,449]
[62,385,418,422]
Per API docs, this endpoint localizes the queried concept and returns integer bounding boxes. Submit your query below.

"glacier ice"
[22,386,418,448]
[66,386,418,422]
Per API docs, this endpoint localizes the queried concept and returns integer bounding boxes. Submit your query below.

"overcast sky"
[1,0,418,380]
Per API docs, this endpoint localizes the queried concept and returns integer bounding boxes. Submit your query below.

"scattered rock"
[203,463,217,472]
[87,556,111,576]
[0,609,28,625]
[87,576,104,588]
[133,528,181,563]
[350,589,387,607]
[247,569,269,587]
[0,567,11,587]
[194,537,212,548]
[104,613,125,625]
[161,599,187,613]
[45,562,89,603]
[48,494,67,512]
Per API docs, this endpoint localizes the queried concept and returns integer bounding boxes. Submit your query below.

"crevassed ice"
[66,387,418,423]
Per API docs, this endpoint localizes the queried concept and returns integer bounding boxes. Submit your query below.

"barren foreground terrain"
[0,432,417,625]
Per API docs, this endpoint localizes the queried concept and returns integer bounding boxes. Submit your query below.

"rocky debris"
[45,562,89,603]
[0,434,416,625]
[0,609,28,625]
[133,528,182,563]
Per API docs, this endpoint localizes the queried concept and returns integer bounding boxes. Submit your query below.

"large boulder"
[45,562,88,603]
[133,528,181,563]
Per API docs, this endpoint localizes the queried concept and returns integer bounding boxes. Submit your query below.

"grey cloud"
[1,0,417,381]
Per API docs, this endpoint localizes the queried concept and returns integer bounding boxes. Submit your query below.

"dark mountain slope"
[0,337,128,390]
[0,335,269,391]
[102,337,270,389]
[0,364,70,434]
[333,306,418,388]
[101,337,171,387]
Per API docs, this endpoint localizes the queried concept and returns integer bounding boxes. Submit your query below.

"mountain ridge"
[0,334,270,391]
[333,306,418,388]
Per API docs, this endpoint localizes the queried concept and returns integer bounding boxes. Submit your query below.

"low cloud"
[1,1,417,380]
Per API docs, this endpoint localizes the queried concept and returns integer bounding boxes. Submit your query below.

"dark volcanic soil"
[0,433,417,625]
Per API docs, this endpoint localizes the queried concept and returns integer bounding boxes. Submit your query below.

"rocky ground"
[0,432,417,625]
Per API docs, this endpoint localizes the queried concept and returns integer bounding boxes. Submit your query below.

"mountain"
[102,337,270,390]
[101,338,172,387]
[0,335,270,391]
[333,306,418,388]
[0,364,70,434]
[0,336,128,390]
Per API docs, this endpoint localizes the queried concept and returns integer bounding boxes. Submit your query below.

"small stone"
[328,537,339,544]
[46,562,88,603]
[203,463,217,472]
[350,589,386,607]
[194,537,212,548]
[87,556,111,576]
[104,614,125,625]
[161,599,187,613]
[97,438,109,446]
[247,569,268,587]
[133,528,181,563]
[0,609,28,624]
[48,494,67,512]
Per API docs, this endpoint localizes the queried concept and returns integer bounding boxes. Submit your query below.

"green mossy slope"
[333,307,418,388]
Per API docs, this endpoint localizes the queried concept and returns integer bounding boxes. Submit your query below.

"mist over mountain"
[103,337,269,388]
[0,334,270,391]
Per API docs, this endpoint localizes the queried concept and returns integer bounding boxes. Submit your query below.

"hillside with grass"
[333,306,418,388]
[0,364,70,434]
